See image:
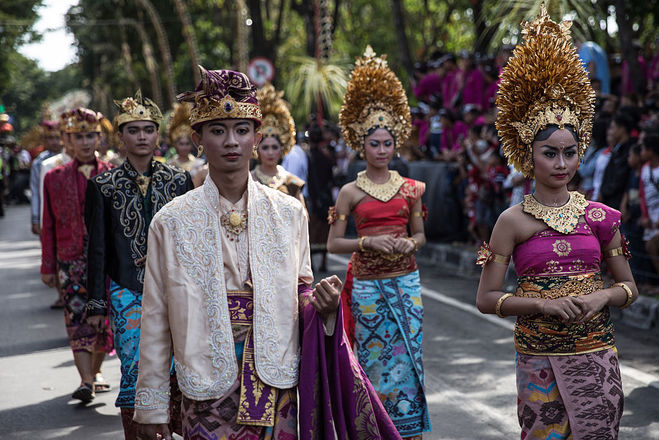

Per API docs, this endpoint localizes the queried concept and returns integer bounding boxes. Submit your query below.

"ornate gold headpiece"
[339,46,411,152]
[496,3,595,177]
[167,102,193,145]
[177,66,262,129]
[256,84,296,156]
[66,108,105,133]
[113,89,163,128]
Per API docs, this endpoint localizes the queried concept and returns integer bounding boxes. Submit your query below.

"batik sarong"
[110,281,179,408]
[180,289,298,439]
[351,270,431,437]
[58,256,112,353]
[516,349,623,440]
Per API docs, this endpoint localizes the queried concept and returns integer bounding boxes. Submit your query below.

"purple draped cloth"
[298,287,402,440]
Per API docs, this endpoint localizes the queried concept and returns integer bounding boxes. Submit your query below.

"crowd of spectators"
[1,41,658,289]
[400,41,659,288]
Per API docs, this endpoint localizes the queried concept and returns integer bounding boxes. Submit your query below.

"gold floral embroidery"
[545,260,562,273]
[587,207,606,222]
[552,239,572,256]
[568,259,586,272]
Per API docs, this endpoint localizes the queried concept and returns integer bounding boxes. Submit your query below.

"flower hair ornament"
[256,83,296,157]
[495,3,595,178]
[339,45,411,153]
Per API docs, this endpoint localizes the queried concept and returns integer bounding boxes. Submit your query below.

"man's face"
[43,132,62,152]
[192,119,261,174]
[70,132,100,162]
[118,121,159,158]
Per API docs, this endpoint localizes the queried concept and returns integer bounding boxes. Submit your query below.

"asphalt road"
[1,204,658,439]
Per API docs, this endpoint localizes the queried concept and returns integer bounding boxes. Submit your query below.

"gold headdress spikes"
[496,3,595,177]
[113,89,163,128]
[256,84,296,156]
[339,46,411,152]
[167,102,193,145]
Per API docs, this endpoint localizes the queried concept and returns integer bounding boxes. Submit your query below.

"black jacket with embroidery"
[84,159,194,315]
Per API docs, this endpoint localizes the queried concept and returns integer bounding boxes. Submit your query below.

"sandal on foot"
[72,383,95,403]
[93,375,111,393]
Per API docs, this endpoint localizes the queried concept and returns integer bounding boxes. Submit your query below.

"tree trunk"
[172,0,201,84]
[615,0,644,95]
[391,0,414,80]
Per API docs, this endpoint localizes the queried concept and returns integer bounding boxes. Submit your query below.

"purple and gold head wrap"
[177,66,261,129]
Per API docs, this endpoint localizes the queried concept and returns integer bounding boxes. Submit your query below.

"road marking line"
[327,254,659,390]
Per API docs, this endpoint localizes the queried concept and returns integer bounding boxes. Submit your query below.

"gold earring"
[359,151,364,159]
[197,144,204,156]
[252,145,258,159]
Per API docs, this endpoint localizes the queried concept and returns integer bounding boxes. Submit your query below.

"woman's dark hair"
[533,124,578,143]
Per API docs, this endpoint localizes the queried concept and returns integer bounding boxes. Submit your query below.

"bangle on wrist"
[495,293,514,318]
[612,282,634,310]
[359,236,368,252]
[407,237,419,252]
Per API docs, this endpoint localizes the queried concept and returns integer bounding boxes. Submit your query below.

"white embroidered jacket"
[133,174,313,424]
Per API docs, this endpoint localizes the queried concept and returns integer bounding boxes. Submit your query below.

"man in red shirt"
[41,108,114,403]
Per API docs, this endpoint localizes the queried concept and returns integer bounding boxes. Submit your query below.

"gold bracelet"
[359,236,368,252]
[407,237,419,252]
[605,247,624,258]
[495,293,513,318]
[612,282,634,310]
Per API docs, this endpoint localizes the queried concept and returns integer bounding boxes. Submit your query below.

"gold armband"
[476,242,511,266]
[336,214,348,221]
[605,235,632,259]
[496,293,514,318]
[612,282,634,310]
[411,211,423,217]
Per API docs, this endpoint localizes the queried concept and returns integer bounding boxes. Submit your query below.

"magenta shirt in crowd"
[441,120,468,152]
[461,68,484,108]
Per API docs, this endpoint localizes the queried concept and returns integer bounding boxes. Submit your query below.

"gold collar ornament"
[356,170,405,202]
[495,3,595,178]
[77,164,94,179]
[522,191,588,234]
[220,209,248,241]
[253,165,286,189]
[135,175,151,197]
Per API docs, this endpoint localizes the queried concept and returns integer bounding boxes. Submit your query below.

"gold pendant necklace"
[522,191,588,234]
[355,170,405,202]
[135,175,151,197]
[220,209,248,241]
[253,165,286,189]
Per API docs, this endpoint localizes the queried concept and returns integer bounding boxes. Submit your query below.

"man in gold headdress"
[41,108,115,403]
[134,67,401,440]
[84,90,193,439]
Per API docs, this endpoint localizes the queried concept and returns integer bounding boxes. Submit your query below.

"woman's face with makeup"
[531,128,579,187]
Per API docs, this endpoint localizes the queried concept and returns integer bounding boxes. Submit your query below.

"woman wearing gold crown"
[167,102,204,175]
[327,46,431,439]
[476,6,638,439]
[251,83,306,207]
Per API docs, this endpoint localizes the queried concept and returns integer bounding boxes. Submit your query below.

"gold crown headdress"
[167,102,193,145]
[66,108,104,133]
[256,84,296,156]
[339,46,411,152]
[496,3,595,178]
[113,89,163,128]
